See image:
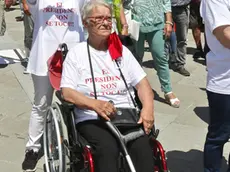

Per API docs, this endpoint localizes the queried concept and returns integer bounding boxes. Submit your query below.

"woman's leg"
[22,74,54,171]
[128,135,154,172]
[146,30,172,94]
[134,32,146,65]
[77,120,120,172]
[26,74,54,152]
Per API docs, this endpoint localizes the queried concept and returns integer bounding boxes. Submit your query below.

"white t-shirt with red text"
[200,0,230,94]
[27,0,85,76]
[60,42,146,123]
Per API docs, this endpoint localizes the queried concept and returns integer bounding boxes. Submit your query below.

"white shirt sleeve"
[202,0,230,32]
[60,49,79,90]
[123,46,147,87]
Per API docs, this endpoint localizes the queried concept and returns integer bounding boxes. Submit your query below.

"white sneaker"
[23,68,29,74]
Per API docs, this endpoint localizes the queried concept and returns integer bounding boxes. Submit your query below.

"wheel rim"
[44,105,65,172]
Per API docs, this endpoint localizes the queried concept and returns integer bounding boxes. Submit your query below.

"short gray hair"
[81,0,112,21]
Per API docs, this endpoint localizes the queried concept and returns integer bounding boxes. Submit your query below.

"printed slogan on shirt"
[85,69,127,97]
[44,2,75,27]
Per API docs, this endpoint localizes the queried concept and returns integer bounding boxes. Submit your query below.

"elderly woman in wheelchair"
[43,1,168,172]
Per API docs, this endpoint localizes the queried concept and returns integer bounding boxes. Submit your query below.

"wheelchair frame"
[43,92,169,172]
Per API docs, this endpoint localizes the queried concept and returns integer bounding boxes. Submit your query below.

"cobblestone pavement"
[0,5,229,172]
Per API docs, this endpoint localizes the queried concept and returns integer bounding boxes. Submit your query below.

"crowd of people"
[1,0,230,172]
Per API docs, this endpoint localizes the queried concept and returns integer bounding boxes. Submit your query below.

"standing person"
[171,0,191,76]
[105,0,128,35]
[0,0,6,36]
[200,0,230,171]
[22,0,34,74]
[133,0,180,108]
[21,0,85,171]
[189,0,210,60]
[190,0,204,59]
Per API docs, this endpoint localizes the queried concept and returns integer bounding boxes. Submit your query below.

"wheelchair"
[43,91,168,172]
[43,44,169,172]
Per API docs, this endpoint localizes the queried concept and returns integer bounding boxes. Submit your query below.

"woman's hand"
[138,108,154,135]
[164,23,172,39]
[92,100,117,121]
[121,28,129,36]
[121,24,129,36]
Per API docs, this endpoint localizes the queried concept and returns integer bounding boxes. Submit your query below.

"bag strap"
[114,60,138,110]
[87,41,139,111]
[87,41,97,100]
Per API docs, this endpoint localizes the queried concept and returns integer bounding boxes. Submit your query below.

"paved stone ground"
[0,5,230,172]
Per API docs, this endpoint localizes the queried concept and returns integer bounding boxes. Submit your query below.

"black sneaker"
[22,150,39,172]
[175,67,190,76]
[193,50,205,59]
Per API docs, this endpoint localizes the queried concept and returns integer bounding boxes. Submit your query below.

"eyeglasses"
[87,15,112,24]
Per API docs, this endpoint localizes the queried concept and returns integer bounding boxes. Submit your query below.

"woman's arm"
[120,4,129,35]
[163,0,173,38]
[62,87,96,110]
[22,0,31,15]
[135,78,154,111]
[62,87,116,121]
[135,78,154,134]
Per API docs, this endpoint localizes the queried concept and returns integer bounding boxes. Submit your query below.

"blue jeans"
[204,91,230,172]
[170,31,177,54]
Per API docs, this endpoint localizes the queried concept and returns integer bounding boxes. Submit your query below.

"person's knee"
[33,94,51,112]
[131,136,153,156]
[129,136,154,172]
[206,125,230,145]
[95,138,120,159]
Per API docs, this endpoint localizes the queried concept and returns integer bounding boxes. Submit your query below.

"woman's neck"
[88,36,108,51]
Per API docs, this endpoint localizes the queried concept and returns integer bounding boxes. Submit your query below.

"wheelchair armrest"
[55,91,75,109]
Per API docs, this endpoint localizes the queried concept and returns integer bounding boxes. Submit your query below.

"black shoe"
[175,67,190,76]
[22,150,39,172]
[193,49,205,59]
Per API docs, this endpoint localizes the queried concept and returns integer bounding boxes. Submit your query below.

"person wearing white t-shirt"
[21,0,86,171]
[60,1,155,172]
[200,0,230,171]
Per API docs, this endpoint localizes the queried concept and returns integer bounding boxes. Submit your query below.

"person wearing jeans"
[22,0,34,74]
[171,0,191,76]
[133,0,180,108]
[200,0,230,171]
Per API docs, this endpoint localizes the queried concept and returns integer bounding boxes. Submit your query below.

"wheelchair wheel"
[152,139,168,172]
[80,146,94,172]
[43,102,69,172]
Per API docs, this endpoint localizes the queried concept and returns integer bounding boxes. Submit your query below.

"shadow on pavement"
[0,64,8,68]
[187,47,196,55]
[166,149,228,172]
[152,89,168,105]
[199,88,206,92]
[194,106,209,124]
[142,59,155,69]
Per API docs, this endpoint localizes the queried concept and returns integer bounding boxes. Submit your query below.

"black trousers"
[77,120,154,172]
